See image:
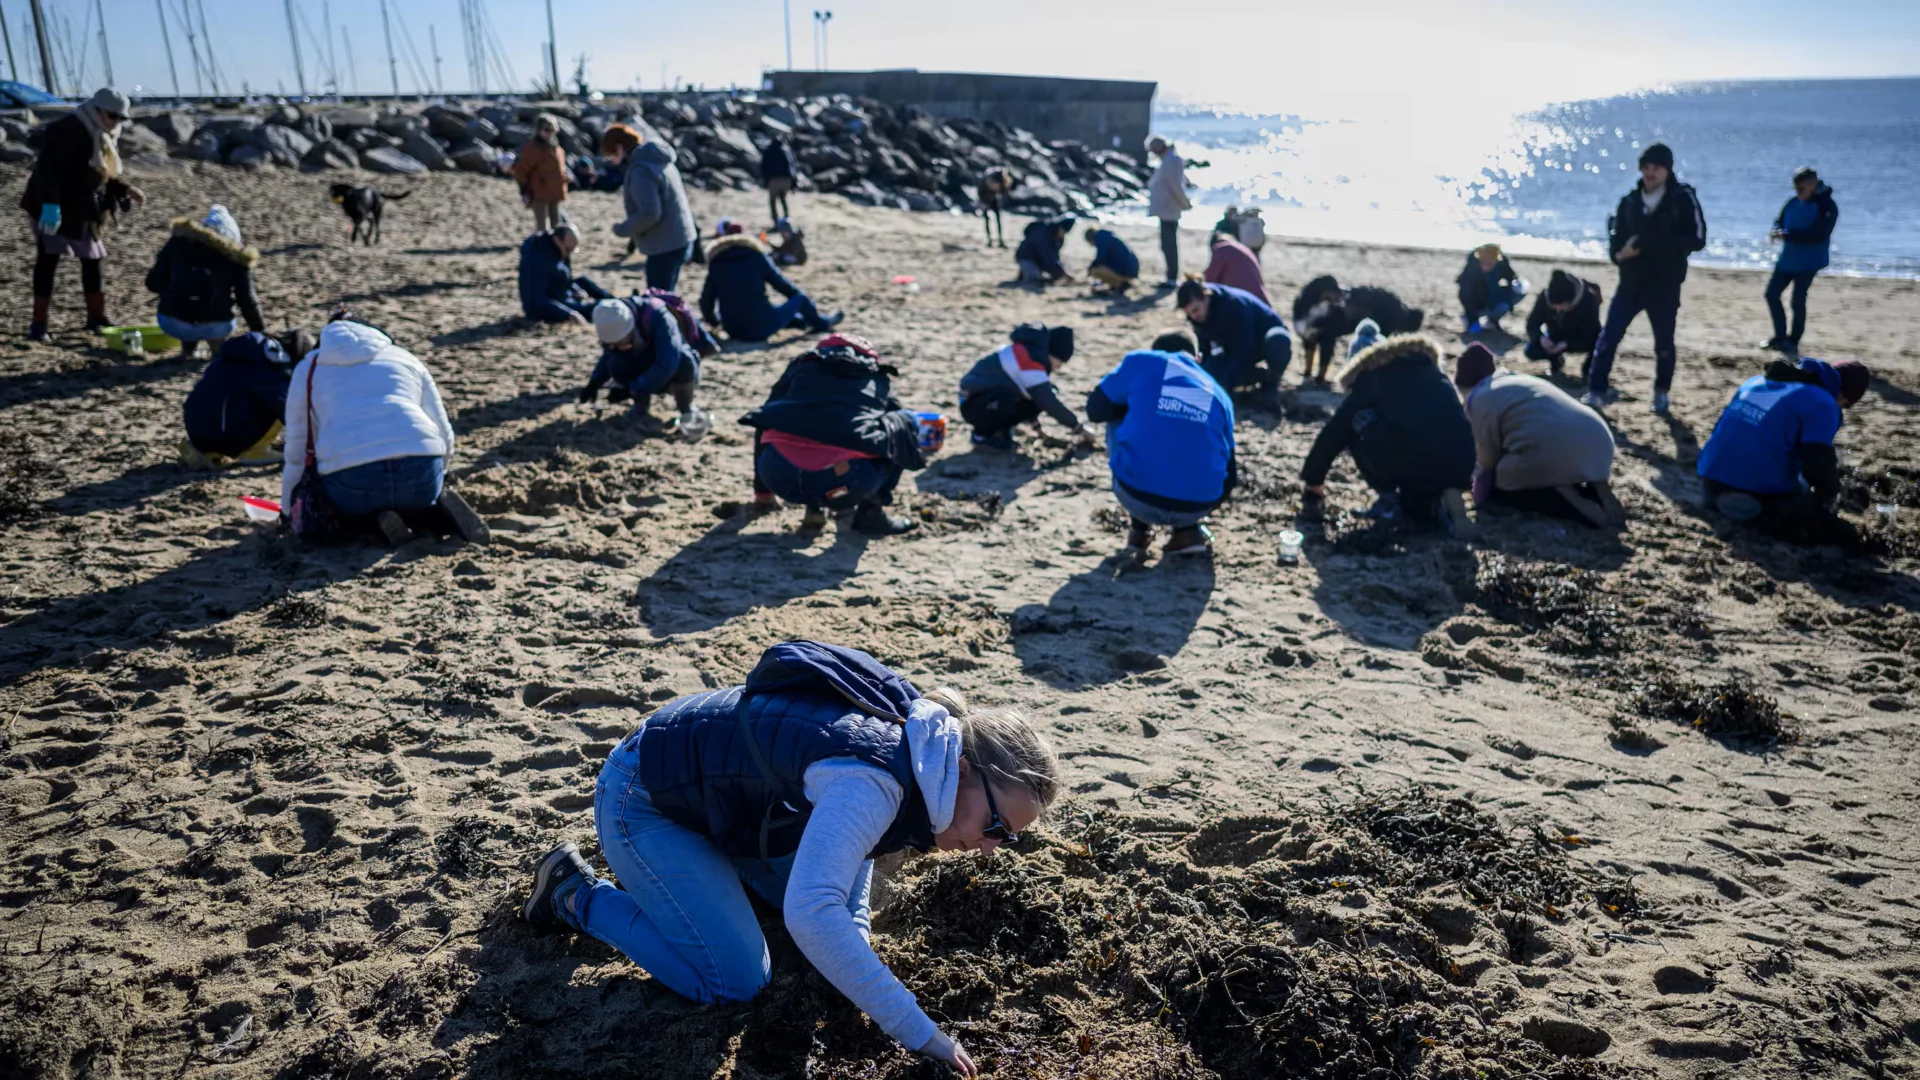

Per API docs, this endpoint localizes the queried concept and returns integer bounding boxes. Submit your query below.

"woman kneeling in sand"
[524,640,1059,1079]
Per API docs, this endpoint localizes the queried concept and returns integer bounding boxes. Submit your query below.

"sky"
[5,0,1918,115]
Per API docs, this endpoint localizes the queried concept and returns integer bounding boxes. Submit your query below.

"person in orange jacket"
[510,115,571,233]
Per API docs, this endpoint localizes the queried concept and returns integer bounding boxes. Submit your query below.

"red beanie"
[1454,342,1498,390]
[1832,359,1871,403]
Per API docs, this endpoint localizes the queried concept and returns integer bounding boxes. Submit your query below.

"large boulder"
[762,103,801,129]
[477,104,516,131]
[447,140,496,174]
[294,112,333,145]
[400,131,452,171]
[225,144,271,170]
[0,144,34,164]
[706,124,759,161]
[117,123,169,158]
[464,116,501,146]
[264,104,303,128]
[344,128,401,152]
[376,112,425,139]
[425,106,474,142]
[300,138,358,172]
[247,124,316,166]
[320,106,377,131]
[498,123,534,149]
[360,146,427,174]
[197,115,261,139]
[177,129,224,162]
[0,116,29,142]
[137,112,197,147]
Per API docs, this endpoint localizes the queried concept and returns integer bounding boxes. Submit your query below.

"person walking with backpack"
[1584,142,1707,414]
[602,124,697,291]
[20,87,145,342]
[1761,167,1839,357]
[144,204,266,357]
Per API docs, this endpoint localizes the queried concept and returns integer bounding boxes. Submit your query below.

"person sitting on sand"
[1177,279,1290,413]
[765,217,808,267]
[1522,269,1602,377]
[145,204,265,357]
[581,295,710,440]
[1456,243,1525,335]
[740,334,928,536]
[281,315,488,547]
[698,222,842,342]
[1454,342,1623,528]
[1696,357,1870,531]
[1015,215,1076,287]
[977,168,1013,248]
[1203,232,1270,306]
[1083,227,1139,292]
[602,123,697,291]
[509,114,570,233]
[517,223,610,325]
[179,331,292,468]
[959,323,1095,451]
[1083,331,1235,557]
[524,638,1059,1080]
[1300,334,1475,535]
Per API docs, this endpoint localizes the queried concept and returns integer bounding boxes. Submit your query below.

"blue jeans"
[754,444,900,510]
[1765,269,1816,345]
[1113,480,1217,528]
[157,313,237,343]
[320,455,445,516]
[646,245,691,291]
[1586,281,1680,394]
[569,740,872,1004]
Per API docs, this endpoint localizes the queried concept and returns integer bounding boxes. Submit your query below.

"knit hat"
[1639,142,1674,168]
[1047,326,1075,361]
[592,299,635,345]
[1546,269,1577,305]
[201,204,242,247]
[1831,359,1871,403]
[87,87,131,116]
[1454,342,1497,390]
[715,217,744,237]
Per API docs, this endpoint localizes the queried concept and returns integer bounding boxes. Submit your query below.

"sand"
[2,158,1918,1080]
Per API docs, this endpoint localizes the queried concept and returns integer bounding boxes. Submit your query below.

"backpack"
[643,287,720,357]
[1237,211,1266,250]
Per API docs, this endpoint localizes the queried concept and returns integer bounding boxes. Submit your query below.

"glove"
[607,386,632,405]
[578,385,599,404]
[37,203,60,233]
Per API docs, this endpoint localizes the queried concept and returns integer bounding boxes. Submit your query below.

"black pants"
[1587,280,1680,394]
[33,251,102,298]
[1159,220,1180,281]
[1487,484,1604,526]
[960,386,1037,438]
[1765,269,1817,345]
[981,199,1003,245]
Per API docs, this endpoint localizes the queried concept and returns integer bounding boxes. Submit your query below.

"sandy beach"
[2,159,1918,1079]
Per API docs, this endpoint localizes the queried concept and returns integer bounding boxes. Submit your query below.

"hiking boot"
[799,506,828,531]
[972,431,1015,451]
[1582,388,1618,409]
[1125,520,1151,554]
[1166,524,1213,555]
[524,842,596,927]
[677,407,711,442]
[375,510,416,546]
[852,503,917,536]
[438,488,491,545]
[1463,317,1482,335]
[27,322,50,344]
[814,310,845,331]
[1758,336,1792,353]
[630,411,668,436]
[1548,356,1565,378]
[1650,391,1671,415]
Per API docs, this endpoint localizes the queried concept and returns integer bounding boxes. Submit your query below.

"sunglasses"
[976,769,1018,844]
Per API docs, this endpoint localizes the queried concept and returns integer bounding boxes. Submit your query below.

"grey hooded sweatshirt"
[614,140,697,257]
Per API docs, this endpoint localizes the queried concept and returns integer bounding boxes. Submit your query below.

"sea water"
[1141,78,1920,279]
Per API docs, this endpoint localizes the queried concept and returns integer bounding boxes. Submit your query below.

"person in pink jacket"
[1203,233,1270,306]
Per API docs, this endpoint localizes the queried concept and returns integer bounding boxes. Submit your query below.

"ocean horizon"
[1131,77,1920,280]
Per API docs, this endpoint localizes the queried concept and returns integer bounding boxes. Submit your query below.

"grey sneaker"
[437,488,491,545]
[1650,391,1671,414]
[1582,389,1617,409]
[524,842,595,926]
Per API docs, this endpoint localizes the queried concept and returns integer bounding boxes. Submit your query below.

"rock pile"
[0,93,1148,217]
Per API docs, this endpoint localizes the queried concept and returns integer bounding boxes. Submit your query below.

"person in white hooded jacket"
[281,317,488,545]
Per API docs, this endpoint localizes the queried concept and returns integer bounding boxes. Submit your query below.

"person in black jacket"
[739,334,927,536]
[1299,334,1476,535]
[1584,142,1707,414]
[179,331,293,466]
[20,88,145,341]
[957,323,1093,450]
[1455,244,1525,334]
[145,205,267,357]
[699,228,841,342]
[1015,216,1075,286]
[1523,270,1603,376]
[517,224,610,325]
[759,136,798,222]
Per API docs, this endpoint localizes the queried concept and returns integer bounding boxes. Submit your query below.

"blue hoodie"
[1697,358,1842,495]
[517,231,579,323]
[182,332,292,456]
[1193,284,1287,391]
[1087,350,1235,505]
[1087,229,1139,279]
[585,296,701,398]
[1774,183,1838,274]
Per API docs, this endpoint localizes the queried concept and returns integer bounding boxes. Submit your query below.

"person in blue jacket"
[1083,227,1139,291]
[1697,356,1869,532]
[1761,167,1839,357]
[582,295,710,440]
[1015,216,1075,286]
[517,224,611,325]
[1177,279,1291,412]
[698,226,842,343]
[1084,332,1236,557]
[180,331,293,465]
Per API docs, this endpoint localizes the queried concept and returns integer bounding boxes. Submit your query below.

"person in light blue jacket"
[1761,167,1839,357]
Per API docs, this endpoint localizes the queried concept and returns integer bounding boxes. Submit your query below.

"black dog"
[1292,275,1425,381]
[328,184,410,245]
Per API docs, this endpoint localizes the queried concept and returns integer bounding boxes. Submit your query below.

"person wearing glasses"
[20,88,146,342]
[523,640,1059,1080]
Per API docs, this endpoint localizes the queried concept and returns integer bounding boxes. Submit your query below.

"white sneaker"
[1650,392,1671,415]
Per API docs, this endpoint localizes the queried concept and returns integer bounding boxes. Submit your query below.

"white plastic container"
[1277,529,1304,563]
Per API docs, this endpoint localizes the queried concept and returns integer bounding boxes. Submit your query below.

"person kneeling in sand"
[524,639,1059,1080]
[1083,227,1138,292]
[1454,342,1624,529]
[1696,356,1869,535]
[281,314,488,546]
[958,323,1094,451]
[1300,334,1476,535]
[740,334,928,536]
[1084,331,1236,557]
[699,221,842,342]
[179,331,292,468]
[1178,279,1290,413]
[582,295,710,440]
[1456,243,1526,335]
[1015,216,1075,287]
[518,223,611,325]
[1522,270,1602,377]
[146,204,266,358]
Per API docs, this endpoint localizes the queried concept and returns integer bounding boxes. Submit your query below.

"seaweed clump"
[1632,674,1802,746]
[0,432,41,523]
[1474,554,1628,656]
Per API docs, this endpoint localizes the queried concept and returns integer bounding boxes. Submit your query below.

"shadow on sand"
[1010,554,1215,689]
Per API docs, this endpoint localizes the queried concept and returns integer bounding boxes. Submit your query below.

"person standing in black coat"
[146,205,267,357]
[1584,142,1707,414]
[20,88,145,342]
[1523,270,1603,376]
[759,137,798,223]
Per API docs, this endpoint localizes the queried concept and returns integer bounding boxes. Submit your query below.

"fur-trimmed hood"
[706,232,768,259]
[1335,333,1441,392]
[169,216,259,266]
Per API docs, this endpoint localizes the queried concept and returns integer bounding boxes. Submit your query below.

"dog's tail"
[1403,307,1426,332]
[383,191,413,201]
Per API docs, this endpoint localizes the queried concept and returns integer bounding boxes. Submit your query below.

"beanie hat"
[1454,342,1497,390]
[1047,326,1075,361]
[87,87,131,115]
[1639,142,1674,169]
[593,299,636,345]
[1546,270,1576,305]
[1831,359,1871,403]
[201,204,242,248]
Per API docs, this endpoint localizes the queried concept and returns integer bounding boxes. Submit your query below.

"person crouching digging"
[1454,342,1624,529]
[179,331,292,468]
[1299,334,1476,536]
[740,334,927,536]
[146,204,266,358]
[958,323,1094,451]
[582,296,710,440]
[524,639,1060,1080]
